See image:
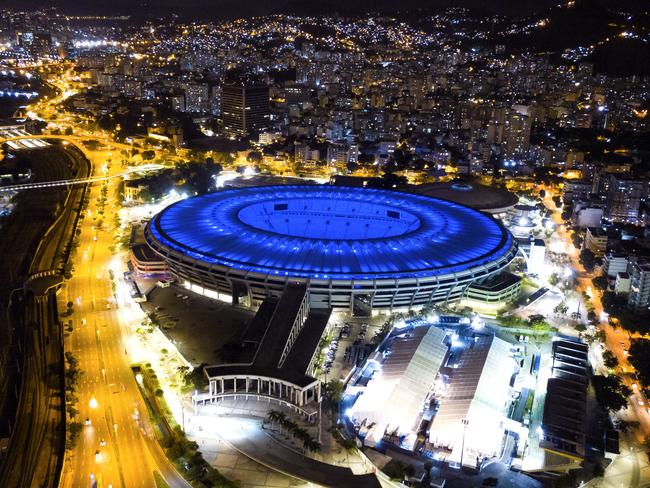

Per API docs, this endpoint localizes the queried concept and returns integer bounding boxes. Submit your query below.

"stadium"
[144,185,518,313]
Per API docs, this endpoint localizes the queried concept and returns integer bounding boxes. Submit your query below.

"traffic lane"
[65,194,155,487]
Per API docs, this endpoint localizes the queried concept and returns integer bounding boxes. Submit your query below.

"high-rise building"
[221,81,270,136]
[628,260,650,311]
[605,175,645,222]
[326,142,358,165]
[503,112,531,159]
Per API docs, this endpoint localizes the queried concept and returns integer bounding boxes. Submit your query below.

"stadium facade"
[145,185,517,313]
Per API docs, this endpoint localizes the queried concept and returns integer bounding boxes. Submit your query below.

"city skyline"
[0,2,648,488]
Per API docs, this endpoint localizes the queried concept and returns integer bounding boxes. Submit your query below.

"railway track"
[0,145,90,488]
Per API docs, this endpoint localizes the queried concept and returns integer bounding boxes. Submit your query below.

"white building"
[350,326,448,443]
[528,239,546,276]
[603,253,628,279]
[572,205,603,229]
[428,335,515,468]
[615,272,631,295]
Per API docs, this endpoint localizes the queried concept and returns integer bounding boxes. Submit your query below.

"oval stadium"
[144,185,518,312]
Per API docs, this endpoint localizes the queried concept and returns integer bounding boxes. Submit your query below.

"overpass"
[0,133,135,152]
[0,164,166,193]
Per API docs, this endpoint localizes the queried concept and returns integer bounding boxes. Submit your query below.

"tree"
[323,379,345,405]
[614,419,640,432]
[383,459,416,481]
[602,350,619,369]
[592,275,609,291]
[579,248,596,272]
[553,301,568,316]
[592,375,631,412]
[178,364,208,393]
[138,188,154,202]
[628,339,650,387]
[601,291,626,315]
[527,314,550,331]
[548,273,560,286]
[552,195,562,208]
[67,421,83,449]
[571,232,584,249]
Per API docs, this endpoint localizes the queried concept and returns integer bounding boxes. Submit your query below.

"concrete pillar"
[233,377,237,393]
[257,378,261,394]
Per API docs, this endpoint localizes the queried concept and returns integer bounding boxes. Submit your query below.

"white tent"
[351,326,448,440]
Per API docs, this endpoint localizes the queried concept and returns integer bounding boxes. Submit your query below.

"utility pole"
[459,418,469,470]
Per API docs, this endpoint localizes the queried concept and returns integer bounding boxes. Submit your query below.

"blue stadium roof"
[148,185,514,280]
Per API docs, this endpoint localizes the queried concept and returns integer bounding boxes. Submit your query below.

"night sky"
[5,0,560,19]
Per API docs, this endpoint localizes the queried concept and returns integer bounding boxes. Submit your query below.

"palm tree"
[306,438,322,454]
[275,411,288,434]
[293,427,310,451]
[283,419,298,440]
[266,409,280,430]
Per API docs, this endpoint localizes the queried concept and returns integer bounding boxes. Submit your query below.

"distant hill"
[497,1,626,51]
[589,38,650,77]
[4,0,559,20]
[495,0,650,76]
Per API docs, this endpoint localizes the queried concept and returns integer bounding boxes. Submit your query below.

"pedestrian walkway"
[582,442,650,488]
[190,414,382,488]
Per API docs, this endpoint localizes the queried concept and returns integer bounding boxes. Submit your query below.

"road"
[60,165,190,488]
[541,187,650,437]
[15,66,191,488]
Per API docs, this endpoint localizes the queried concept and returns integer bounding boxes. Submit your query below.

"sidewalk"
[189,413,381,488]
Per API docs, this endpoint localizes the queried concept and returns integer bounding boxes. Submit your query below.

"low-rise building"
[124,179,148,203]
[348,325,449,444]
[196,285,330,421]
[463,272,522,306]
[537,338,588,475]
[615,272,631,295]
[571,204,603,229]
[130,243,169,276]
[584,227,608,257]
[603,253,628,279]
[428,334,516,468]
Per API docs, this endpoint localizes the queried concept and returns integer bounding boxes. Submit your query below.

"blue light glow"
[148,185,513,280]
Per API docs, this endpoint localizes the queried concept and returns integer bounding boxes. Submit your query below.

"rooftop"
[540,338,588,460]
[205,285,330,388]
[411,181,518,213]
[147,185,515,280]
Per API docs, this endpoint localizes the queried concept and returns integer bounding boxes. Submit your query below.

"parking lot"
[141,284,254,366]
[319,315,385,382]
